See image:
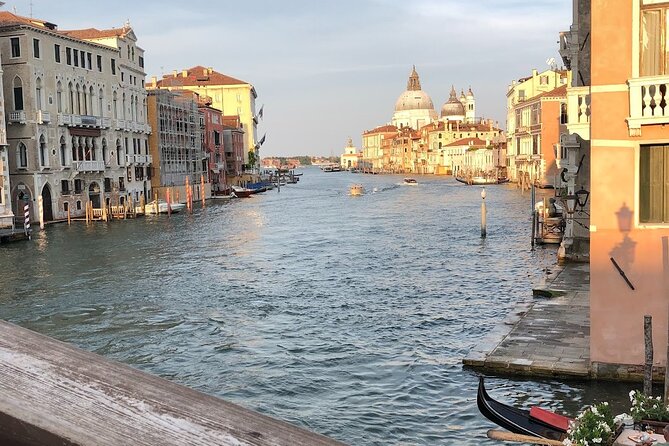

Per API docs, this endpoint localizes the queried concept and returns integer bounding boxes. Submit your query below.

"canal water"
[0,167,633,445]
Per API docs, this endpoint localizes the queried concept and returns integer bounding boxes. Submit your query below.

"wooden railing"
[0,320,343,445]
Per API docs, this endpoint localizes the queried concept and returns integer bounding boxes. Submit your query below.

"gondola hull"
[476,377,568,441]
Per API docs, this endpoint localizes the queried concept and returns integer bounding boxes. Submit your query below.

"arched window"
[17,142,27,168]
[130,94,134,122]
[91,138,97,161]
[75,83,81,115]
[13,76,23,111]
[39,134,47,167]
[56,81,63,113]
[35,77,43,110]
[68,82,74,113]
[116,139,122,166]
[98,88,104,117]
[134,96,139,122]
[142,98,147,123]
[59,136,67,166]
[71,136,77,162]
[102,138,108,164]
[122,93,126,120]
[113,91,118,119]
[88,86,94,115]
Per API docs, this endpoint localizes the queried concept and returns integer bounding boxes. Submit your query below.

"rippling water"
[0,167,635,445]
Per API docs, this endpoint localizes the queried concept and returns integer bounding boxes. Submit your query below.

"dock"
[0,320,344,446]
[464,262,591,379]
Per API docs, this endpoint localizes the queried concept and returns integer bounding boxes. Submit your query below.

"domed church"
[441,86,476,123]
[391,66,438,130]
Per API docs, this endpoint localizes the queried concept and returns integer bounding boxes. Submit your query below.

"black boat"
[476,377,570,441]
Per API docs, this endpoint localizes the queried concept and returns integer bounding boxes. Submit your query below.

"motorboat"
[403,178,418,185]
[455,176,510,185]
[349,184,364,196]
[231,186,253,198]
[143,200,186,214]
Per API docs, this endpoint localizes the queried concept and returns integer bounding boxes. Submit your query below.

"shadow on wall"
[609,202,636,290]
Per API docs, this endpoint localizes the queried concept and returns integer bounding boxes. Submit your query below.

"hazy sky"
[11,0,571,157]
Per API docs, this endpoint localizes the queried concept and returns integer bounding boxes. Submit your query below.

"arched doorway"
[41,184,53,222]
[12,184,33,222]
[88,182,101,209]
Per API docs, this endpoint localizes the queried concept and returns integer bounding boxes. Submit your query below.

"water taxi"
[143,200,186,214]
[349,184,364,196]
[403,178,418,185]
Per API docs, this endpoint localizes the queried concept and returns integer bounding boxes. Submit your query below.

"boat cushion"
[529,406,571,432]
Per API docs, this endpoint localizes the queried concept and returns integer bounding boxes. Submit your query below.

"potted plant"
[629,390,669,430]
[564,402,616,446]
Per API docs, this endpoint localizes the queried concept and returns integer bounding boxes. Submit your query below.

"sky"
[9,0,571,157]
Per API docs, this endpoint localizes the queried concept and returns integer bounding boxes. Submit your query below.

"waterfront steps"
[0,320,344,446]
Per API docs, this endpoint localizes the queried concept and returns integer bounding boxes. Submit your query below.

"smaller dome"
[441,86,465,117]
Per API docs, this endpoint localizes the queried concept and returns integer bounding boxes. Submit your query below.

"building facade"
[198,100,226,194]
[147,89,207,202]
[222,115,244,179]
[0,13,151,222]
[0,50,9,229]
[340,138,361,169]
[152,67,257,167]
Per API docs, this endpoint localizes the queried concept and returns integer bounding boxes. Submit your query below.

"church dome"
[441,86,465,117]
[394,66,435,112]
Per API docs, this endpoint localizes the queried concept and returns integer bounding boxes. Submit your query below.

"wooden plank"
[0,320,345,446]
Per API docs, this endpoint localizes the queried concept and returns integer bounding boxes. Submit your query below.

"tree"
[247,150,257,168]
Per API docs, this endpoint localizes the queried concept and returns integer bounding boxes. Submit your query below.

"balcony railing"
[37,110,51,124]
[72,160,105,172]
[628,76,669,136]
[57,113,102,128]
[566,86,590,139]
[0,129,7,146]
[101,117,111,128]
[126,154,152,165]
[8,111,26,124]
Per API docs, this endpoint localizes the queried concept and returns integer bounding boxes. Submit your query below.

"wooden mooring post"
[645,315,653,395]
[0,320,344,446]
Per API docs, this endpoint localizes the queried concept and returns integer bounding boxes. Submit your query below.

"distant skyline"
[10,0,570,157]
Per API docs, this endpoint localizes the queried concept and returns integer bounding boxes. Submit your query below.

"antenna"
[29,0,33,17]
[546,57,556,69]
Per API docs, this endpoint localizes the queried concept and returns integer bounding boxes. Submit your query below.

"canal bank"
[463,262,590,378]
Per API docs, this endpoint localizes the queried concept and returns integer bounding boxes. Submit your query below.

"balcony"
[57,114,101,128]
[101,117,111,128]
[114,119,126,130]
[37,110,51,124]
[566,86,590,139]
[72,160,105,172]
[126,154,152,165]
[8,111,26,124]
[627,76,669,136]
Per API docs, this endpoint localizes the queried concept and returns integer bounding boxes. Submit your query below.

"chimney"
[532,69,538,76]
[182,69,188,78]
[172,70,177,78]
[151,76,157,88]
[208,67,213,74]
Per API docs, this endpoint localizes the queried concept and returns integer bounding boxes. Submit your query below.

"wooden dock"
[0,320,345,445]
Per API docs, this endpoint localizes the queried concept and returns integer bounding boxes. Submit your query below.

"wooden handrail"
[0,320,344,445]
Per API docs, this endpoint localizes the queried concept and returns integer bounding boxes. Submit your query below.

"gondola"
[476,377,570,441]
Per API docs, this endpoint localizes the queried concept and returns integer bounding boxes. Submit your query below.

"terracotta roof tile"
[445,137,488,147]
[0,11,57,29]
[155,66,248,87]
[363,124,398,135]
[60,27,127,39]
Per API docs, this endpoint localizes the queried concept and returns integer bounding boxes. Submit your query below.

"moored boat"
[403,178,418,185]
[143,200,186,215]
[231,186,253,198]
[476,377,570,441]
[455,176,510,185]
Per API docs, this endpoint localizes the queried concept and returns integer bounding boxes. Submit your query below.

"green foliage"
[247,150,257,167]
[564,402,615,446]
[629,390,669,422]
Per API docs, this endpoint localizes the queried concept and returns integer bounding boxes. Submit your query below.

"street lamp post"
[481,187,487,239]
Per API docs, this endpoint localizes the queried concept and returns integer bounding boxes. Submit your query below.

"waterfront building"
[568,0,669,375]
[391,66,438,131]
[151,67,258,168]
[0,13,151,222]
[222,115,244,179]
[512,85,567,188]
[198,98,226,194]
[146,89,207,202]
[506,69,569,183]
[0,50,9,229]
[361,124,397,173]
[340,137,361,170]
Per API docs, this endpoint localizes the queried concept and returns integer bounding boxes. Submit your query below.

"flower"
[565,402,616,446]
[629,390,669,422]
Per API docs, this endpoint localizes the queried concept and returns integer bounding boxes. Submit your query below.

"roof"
[535,84,568,100]
[0,11,57,30]
[445,137,488,147]
[60,27,128,39]
[363,124,398,135]
[156,66,249,88]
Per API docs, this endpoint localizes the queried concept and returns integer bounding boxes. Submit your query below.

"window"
[104,177,111,191]
[640,144,669,223]
[60,136,67,166]
[54,44,60,63]
[33,38,40,58]
[66,47,71,65]
[74,179,83,194]
[61,180,70,194]
[39,135,47,167]
[641,5,669,76]
[17,142,27,168]
[13,76,23,111]
[121,72,124,82]
[118,177,125,192]
[56,81,63,113]
[10,37,20,58]
[560,103,568,124]
[97,54,102,72]
[87,52,92,70]
[73,49,79,67]
[63,202,69,213]
[138,55,144,68]
[111,58,116,75]
[80,50,85,68]
[35,77,42,110]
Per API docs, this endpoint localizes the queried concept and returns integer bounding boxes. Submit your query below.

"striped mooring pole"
[23,202,31,240]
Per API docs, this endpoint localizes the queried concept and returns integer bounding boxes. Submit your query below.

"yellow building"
[151,66,257,165]
[362,125,397,173]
